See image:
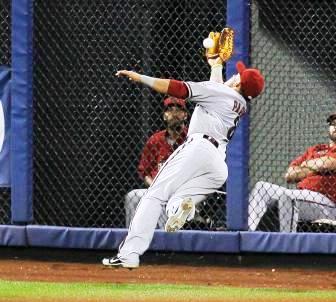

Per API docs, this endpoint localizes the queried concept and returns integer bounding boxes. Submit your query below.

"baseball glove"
[205,27,234,62]
[218,27,234,61]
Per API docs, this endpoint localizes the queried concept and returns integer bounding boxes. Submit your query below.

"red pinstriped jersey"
[138,128,188,180]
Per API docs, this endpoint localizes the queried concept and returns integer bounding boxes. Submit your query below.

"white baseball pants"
[118,134,228,264]
[248,181,336,232]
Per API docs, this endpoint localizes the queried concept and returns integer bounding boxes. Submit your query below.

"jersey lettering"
[232,100,246,116]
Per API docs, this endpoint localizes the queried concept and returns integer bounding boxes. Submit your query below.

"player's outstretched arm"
[116,70,189,99]
[116,70,170,94]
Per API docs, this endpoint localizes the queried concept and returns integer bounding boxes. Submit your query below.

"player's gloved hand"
[205,27,234,62]
[218,27,234,62]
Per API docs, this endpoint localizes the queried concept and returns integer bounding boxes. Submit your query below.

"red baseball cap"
[236,61,265,99]
[163,97,186,110]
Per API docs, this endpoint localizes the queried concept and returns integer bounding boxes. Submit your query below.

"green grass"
[0,280,335,301]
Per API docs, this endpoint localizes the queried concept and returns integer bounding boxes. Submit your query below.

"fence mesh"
[0,0,10,66]
[33,0,227,229]
[249,0,336,232]
[5,0,336,232]
[0,0,11,224]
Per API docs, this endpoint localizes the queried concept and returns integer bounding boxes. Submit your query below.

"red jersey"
[138,127,188,180]
[290,144,336,202]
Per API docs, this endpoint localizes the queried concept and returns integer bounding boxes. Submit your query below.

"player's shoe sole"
[165,198,194,232]
[102,256,139,269]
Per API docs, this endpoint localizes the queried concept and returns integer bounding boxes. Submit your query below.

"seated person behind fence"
[249,113,336,232]
[125,97,188,228]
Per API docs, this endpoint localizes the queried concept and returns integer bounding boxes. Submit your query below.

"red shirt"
[138,127,188,180]
[290,144,336,202]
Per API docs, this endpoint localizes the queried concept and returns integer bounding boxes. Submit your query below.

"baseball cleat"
[165,198,194,232]
[102,256,139,269]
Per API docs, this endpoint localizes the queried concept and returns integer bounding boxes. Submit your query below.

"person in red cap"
[249,113,336,232]
[103,54,265,268]
[124,97,188,229]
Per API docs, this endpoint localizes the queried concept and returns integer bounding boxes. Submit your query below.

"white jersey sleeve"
[185,81,246,107]
[185,81,213,102]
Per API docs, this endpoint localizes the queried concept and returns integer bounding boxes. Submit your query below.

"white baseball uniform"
[117,81,246,265]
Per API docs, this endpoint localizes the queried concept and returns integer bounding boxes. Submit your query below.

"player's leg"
[126,138,213,235]
[279,189,336,232]
[124,189,146,228]
[277,193,299,232]
[119,193,164,264]
[103,138,205,266]
[290,189,336,223]
[164,153,228,232]
[165,194,206,232]
[248,181,287,231]
[103,189,166,268]
[104,138,227,267]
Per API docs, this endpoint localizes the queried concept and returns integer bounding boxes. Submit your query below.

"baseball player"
[125,97,188,228]
[249,113,336,232]
[102,56,264,268]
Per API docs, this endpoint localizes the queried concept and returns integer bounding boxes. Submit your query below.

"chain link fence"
[33,0,227,229]
[4,0,336,233]
[249,0,336,232]
[0,0,11,224]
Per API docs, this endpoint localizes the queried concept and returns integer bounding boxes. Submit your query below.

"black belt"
[203,135,219,148]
